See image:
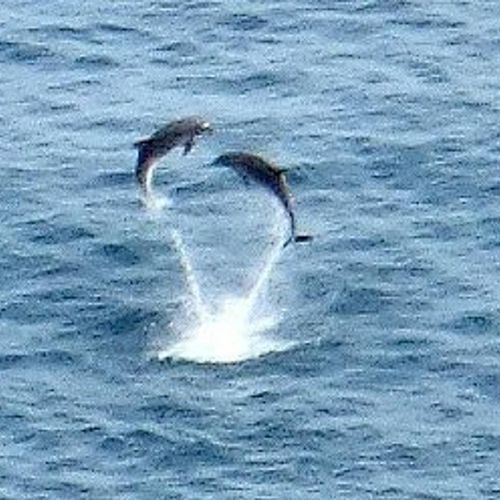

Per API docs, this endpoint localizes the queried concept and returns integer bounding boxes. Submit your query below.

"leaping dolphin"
[134,116,212,194]
[212,152,312,247]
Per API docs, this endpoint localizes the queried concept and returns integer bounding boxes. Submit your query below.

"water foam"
[142,190,171,212]
[157,218,292,364]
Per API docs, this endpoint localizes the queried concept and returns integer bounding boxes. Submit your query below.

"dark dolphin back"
[213,152,311,247]
[149,117,202,145]
[234,155,296,238]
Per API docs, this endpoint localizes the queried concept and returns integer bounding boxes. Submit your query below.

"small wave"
[100,243,141,267]
[28,221,94,246]
[94,22,141,34]
[27,23,90,40]
[220,13,268,32]
[73,54,119,69]
[0,350,78,370]
[0,40,55,64]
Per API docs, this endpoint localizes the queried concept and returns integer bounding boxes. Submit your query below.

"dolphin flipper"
[183,138,194,155]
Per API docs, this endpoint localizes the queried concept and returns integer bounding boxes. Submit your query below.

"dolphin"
[134,116,212,194]
[212,152,312,247]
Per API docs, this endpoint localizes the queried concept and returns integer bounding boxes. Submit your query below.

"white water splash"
[170,228,208,323]
[141,190,171,212]
[157,216,292,364]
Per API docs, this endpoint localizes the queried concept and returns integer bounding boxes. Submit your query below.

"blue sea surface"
[2,0,500,498]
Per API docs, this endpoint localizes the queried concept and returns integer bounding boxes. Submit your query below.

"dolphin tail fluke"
[282,233,313,248]
[294,234,313,243]
[282,204,312,247]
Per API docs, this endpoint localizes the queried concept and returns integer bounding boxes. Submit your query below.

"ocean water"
[2,0,500,498]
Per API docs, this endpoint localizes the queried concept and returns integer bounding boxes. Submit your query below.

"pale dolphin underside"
[212,152,312,247]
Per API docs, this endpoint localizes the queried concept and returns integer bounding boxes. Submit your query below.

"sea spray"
[170,228,208,323]
[158,214,292,364]
[142,190,171,212]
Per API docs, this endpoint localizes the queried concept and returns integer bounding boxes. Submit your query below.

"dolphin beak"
[201,121,213,134]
